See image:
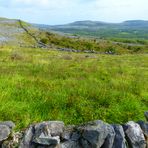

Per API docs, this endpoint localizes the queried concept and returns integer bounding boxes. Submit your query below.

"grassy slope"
[39,32,148,54]
[0,17,148,54]
[0,46,148,129]
[0,18,40,47]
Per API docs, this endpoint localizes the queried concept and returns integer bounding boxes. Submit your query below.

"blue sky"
[0,0,148,25]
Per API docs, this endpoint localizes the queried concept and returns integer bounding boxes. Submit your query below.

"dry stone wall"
[0,111,148,148]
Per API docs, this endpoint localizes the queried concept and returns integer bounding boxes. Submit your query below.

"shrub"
[105,46,116,54]
[40,38,48,44]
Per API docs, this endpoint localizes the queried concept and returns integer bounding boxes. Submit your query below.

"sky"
[0,0,148,25]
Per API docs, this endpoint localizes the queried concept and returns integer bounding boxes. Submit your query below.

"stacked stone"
[0,111,148,148]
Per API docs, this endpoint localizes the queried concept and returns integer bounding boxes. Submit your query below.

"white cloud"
[0,0,148,24]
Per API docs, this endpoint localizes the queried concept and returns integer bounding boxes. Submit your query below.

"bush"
[40,38,48,44]
[105,46,116,54]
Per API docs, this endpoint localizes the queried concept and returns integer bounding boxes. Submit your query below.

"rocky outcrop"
[0,111,148,148]
[18,20,48,48]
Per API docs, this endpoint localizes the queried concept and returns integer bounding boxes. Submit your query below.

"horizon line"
[1,16,148,26]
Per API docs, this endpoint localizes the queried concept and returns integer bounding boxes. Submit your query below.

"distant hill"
[122,20,148,28]
[0,17,148,54]
[34,20,148,39]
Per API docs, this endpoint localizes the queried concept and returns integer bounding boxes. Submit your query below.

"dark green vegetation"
[0,46,148,129]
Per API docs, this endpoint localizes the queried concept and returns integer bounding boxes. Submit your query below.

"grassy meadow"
[0,46,148,129]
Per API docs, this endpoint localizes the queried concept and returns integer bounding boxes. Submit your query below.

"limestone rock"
[61,126,81,148]
[33,134,60,146]
[0,125,11,143]
[60,141,81,148]
[112,125,127,148]
[80,138,92,148]
[123,121,146,148]
[33,121,63,146]
[2,132,22,148]
[0,121,15,130]
[61,125,75,141]
[101,124,115,148]
[70,132,81,141]
[78,120,112,148]
[34,121,64,137]
[19,125,35,148]
[137,120,148,148]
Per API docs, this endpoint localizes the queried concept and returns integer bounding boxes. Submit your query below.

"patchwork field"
[0,46,148,129]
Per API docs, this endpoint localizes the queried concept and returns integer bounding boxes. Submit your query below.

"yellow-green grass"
[0,46,148,129]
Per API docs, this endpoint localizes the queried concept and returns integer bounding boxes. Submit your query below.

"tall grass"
[0,46,148,129]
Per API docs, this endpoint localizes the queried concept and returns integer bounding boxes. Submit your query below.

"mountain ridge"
[34,20,148,27]
[33,19,148,39]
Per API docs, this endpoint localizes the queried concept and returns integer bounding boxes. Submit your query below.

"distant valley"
[34,20,148,39]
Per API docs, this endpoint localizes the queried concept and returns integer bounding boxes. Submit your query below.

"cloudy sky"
[0,0,148,25]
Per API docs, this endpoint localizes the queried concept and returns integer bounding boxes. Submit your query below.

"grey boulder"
[78,120,113,148]
[124,121,146,148]
[101,124,115,148]
[61,125,75,141]
[19,125,35,148]
[34,121,64,137]
[60,141,81,148]
[0,121,15,130]
[0,125,11,143]
[33,121,64,146]
[137,120,148,148]
[112,125,127,148]
[33,135,60,146]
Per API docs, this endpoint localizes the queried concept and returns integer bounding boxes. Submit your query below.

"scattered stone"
[123,121,146,148]
[112,125,127,148]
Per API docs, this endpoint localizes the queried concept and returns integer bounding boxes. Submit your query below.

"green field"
[0,46,148,129]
